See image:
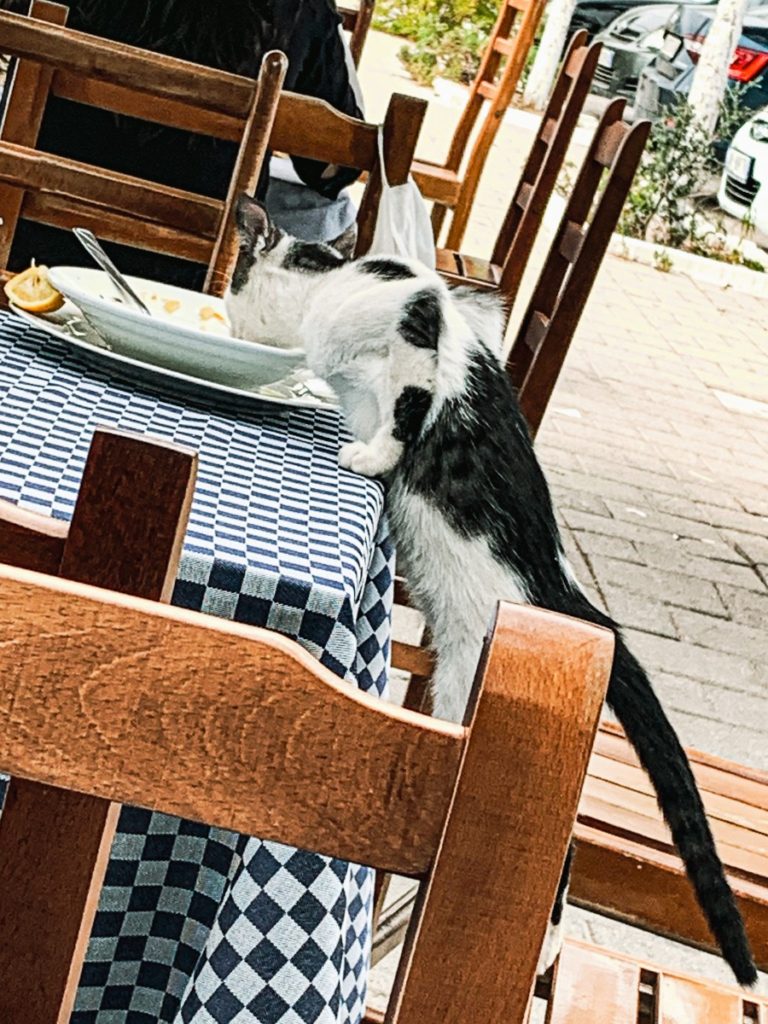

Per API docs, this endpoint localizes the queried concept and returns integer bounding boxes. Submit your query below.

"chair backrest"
[433,0,548,248]
[0,3,426,281]
[339,0,376,66]
[492,32,601,313]
[507,99,650,438]
[0,430,613,1024]
[0,2,286,295]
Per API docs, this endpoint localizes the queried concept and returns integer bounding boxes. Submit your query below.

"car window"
[741,24,768,47]
[626,7,674,30]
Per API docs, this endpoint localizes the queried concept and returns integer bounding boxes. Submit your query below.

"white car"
[718,108,768,237]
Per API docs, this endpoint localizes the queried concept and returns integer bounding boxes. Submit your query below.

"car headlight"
[750,119,768,142]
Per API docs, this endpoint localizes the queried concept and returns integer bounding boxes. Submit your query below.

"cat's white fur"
[229,249,547,721]
[227,239,571,971]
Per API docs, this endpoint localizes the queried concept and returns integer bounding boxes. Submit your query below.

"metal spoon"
[72,227,151,315]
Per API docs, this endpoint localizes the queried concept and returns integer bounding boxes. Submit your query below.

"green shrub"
[618,92,763,270]
[374,0,500,85]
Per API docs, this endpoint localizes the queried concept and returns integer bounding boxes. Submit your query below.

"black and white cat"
[226,195,757,987]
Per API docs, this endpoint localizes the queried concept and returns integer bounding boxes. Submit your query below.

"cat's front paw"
[339,440,400,478]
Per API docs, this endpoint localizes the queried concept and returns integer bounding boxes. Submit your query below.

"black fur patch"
[359,258,417,281]
[399,289,443,351]
[393,386,432,444]
[231,246,256,295]
[551,843,574,926]
[283,241,346,274]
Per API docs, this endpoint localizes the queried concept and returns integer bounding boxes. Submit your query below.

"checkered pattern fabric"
[0,315,395,1024]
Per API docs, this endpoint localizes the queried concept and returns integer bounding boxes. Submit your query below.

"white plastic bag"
[368,128,436,270]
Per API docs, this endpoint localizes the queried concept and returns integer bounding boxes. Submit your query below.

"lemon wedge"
[5,262,65,313]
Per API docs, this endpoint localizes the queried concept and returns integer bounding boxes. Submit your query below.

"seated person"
[1,0,363,286]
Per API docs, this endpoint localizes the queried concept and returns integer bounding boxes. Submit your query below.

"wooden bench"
[373,709,768,974]
[366,937,768,1023]
[572,721,768,968]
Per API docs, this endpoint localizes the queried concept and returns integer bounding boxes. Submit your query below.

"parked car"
[718,106,768,234]
[570,0,678,40]
[634,5,768,139]
[592,4,677,102]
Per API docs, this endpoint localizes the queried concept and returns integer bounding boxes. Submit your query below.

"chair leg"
[430,202,449,242]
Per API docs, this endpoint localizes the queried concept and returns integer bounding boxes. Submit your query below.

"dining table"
[0,307,394,1024]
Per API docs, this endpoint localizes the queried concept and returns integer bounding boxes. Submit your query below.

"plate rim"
[47,266,307,361]
[9,304,337,412]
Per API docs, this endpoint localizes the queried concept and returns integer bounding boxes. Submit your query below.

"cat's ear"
[235,194,282,253]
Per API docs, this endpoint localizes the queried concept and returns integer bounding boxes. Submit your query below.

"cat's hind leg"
[537,841,573,975]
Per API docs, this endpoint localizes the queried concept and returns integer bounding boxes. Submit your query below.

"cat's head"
[226,194,347,346]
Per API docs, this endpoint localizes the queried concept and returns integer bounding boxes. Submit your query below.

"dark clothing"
[3,0,362,286]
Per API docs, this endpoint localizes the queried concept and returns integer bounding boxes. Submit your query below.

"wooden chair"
[435,31,601,326]
[413,0,548,250]
[339,0,376,67]
[0,2,287,296]
[0,431,613,1023]
[507,98,650,438]
[0,3,426,287]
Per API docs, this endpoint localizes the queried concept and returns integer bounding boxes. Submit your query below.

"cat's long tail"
[607,634,757,986]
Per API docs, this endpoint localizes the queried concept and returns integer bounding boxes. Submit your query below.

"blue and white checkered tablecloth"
[0,312,394,1024]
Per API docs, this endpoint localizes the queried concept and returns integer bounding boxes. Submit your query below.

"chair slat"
[0,142,223,236]
[596,721,768,808]
[0,9,254,117]
[587,752,768,843]
[656,972,745,1024]
[52,70,244,142]
[570,825,768,973]
[391,641,434,679]
[0,566,464,877]
[546,942,641,1024]
[21,191,213,264]
[477,80,499,101]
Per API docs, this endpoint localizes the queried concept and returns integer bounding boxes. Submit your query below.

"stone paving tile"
[602,584,679,639]
[624,628,765,698]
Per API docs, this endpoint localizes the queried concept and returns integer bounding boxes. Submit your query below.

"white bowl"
[48,267,305,388]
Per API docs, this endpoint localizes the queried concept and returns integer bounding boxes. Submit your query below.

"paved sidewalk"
[360,28,768,1004]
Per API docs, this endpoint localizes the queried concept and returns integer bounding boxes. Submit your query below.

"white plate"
[10,302,338,411]
[48,267,305,389]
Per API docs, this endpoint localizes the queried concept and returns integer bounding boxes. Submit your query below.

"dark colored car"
[592,4,676,101]
[634,5,768,135]
[570,0,677,39]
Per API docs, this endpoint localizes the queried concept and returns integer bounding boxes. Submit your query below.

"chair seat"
[364,937,768,1024]
[436,247,501,290]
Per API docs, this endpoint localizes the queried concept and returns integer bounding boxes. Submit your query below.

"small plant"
[375,0,500,85]
[653,249,674,272]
